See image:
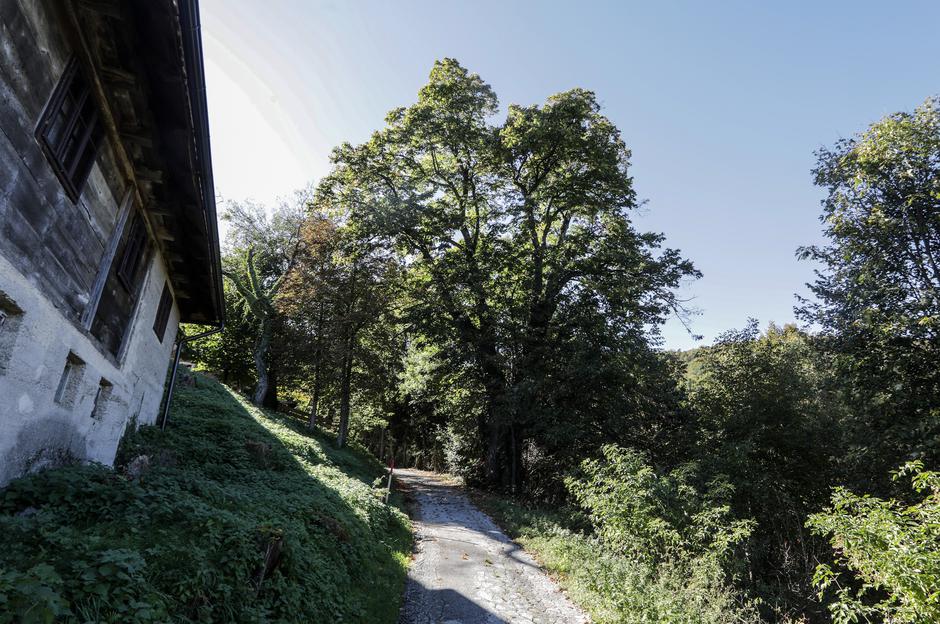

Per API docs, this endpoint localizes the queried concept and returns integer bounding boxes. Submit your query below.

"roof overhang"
[67,0,223,325]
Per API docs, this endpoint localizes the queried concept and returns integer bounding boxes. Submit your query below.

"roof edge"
[177,0,224,325]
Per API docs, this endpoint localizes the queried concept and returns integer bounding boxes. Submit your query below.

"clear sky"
[199,0,940,349]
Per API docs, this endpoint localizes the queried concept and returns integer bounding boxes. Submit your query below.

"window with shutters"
[35,58,103,202]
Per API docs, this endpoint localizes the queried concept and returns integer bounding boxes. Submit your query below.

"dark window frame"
[153,282,173,342]
[35,57,103,202]
[116,216,148,292]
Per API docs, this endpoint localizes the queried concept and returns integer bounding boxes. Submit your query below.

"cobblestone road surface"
[397,469,588,624]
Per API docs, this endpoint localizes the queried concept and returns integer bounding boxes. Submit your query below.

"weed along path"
[396,469,588,624]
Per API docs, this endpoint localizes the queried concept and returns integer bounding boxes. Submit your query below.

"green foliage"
[475,490,760,624]
[0,368,410,623]
[318,58,698,488]
[394,339,485,478]
[567,445,752,566]
[808,462,940,624]
[0,564,70,624]
[799,96,940,342]
[184,285,258,391]
[797,96,940,485]
[686,321,842,617]
[220,197,306,406]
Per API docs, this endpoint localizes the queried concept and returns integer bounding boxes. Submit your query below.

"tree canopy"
[184,65,940,623]
[317,58,698,487]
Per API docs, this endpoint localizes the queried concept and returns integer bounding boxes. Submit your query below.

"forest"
[187,60,940,623]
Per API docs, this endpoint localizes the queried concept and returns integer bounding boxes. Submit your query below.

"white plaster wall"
[0,248,179,485]
[119,252,180,428]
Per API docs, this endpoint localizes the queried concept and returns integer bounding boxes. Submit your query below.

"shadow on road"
[395,469,588,624]
[399,582,507,624]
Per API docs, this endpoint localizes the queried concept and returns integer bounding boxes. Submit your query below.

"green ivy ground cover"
[0,368,411,623]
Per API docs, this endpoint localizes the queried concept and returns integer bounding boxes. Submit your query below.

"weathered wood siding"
[0,0,183,486]
[0,0,126,323]
[91,213,153,356]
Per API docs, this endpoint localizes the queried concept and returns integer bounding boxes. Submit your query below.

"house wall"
[0,252,179,486]
[0,1,182,485]
[0,1,127,319]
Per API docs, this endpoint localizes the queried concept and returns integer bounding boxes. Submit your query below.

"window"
[91,378,113,420]
[36,58,103,202]
[54,352,85,407]
[153,282,173,342]
[90,210,152,357]
[116,216,147,291]
[0,292,24,374]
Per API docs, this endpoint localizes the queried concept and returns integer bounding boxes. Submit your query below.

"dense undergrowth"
[0,368,410,623]
[473,453,763,624]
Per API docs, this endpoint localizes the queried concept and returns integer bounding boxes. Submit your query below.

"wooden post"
[384,443,395,505]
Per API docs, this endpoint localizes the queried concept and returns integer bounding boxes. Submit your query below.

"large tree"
[221,197,304,407]
[798,96,940,483]
[317,59,697,486]
[279,215,400,447]
[277,216,340,428]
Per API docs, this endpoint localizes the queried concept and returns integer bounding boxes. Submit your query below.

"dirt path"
[397,469,588,624]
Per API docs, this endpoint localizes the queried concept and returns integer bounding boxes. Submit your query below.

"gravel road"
[397,469,588,624]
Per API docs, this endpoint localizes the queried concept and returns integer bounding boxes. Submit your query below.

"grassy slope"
[0,368,410,623]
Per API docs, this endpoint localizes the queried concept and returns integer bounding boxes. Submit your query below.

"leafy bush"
[566,444,753,565]
[549,537,758,624]
[474,445,759,623]
[474,489,760,624]
[686,322,842,618]
[808,461,940,624]
[0,368,410,623]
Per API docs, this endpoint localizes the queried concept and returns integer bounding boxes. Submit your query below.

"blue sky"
[200,0,940,349]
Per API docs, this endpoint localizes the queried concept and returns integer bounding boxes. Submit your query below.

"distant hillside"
[0,367,410,623]
[670,345,708,382]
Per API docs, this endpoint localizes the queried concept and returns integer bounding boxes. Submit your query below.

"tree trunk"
[336,330,355,448]
[307,369,321,429]
[307,306,325,429]
[510,422,518,494]
[262,363,278,408]
[336,271,358,448]
[485,418,504,486]
[252,317,273,406]
[479,343,509,487]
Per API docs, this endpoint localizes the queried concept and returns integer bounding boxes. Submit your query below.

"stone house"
[0,0,223,485]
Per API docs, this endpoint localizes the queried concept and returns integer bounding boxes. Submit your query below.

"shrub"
[474,445,759,623]
[566,444,753,565]
[474,487,760,624]
[808,461,940,624]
